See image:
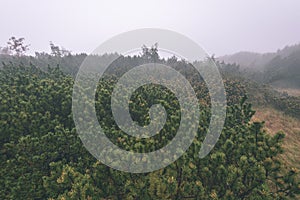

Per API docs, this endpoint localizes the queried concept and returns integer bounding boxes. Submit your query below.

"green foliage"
[0,58,299,199]
[218,63,300,119]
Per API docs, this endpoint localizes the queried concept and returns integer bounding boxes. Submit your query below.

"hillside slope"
[218,43,300,89]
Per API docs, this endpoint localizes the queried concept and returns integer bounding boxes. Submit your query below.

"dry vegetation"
[252,107,300,170]
[275,88,300,97]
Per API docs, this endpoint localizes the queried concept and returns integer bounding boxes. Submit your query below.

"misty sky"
[1,0,300,56]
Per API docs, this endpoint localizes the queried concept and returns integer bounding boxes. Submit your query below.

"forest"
[0,40,300,199]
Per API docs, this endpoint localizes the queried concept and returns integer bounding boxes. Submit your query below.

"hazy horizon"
[1,0,300,56]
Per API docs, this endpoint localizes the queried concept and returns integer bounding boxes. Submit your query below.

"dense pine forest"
[0,46,299,199]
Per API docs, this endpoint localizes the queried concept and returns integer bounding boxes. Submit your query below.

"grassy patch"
[252,107,300,170]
